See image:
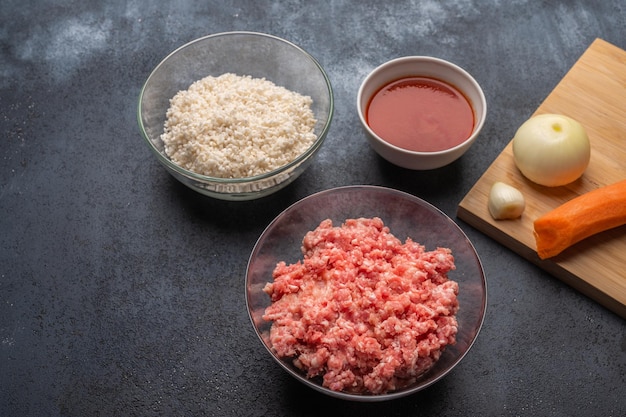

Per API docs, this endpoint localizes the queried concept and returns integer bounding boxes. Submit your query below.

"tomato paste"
[367,76,474,152]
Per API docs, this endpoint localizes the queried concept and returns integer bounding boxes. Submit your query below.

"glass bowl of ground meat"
[246,185,487,401]
[137,32,334,200]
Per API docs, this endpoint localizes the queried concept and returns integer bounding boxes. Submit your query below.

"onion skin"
[512,114,590,187]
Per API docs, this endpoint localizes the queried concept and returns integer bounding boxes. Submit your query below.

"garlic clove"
[488,182,526,220]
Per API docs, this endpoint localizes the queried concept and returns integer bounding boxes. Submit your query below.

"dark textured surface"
[1,1,625,416]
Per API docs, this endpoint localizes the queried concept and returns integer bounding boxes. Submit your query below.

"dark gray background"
[1,1,625,416]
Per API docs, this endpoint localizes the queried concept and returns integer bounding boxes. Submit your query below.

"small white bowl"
[357,56,486,170]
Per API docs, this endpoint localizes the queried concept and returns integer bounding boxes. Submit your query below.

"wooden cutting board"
[457,38,626,319]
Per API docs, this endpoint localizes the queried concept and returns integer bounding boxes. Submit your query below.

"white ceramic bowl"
[357,56,486,170]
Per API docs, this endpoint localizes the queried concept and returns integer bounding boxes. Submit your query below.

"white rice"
[161,73,317,179]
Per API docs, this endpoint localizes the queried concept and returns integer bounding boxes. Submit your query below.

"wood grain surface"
[458,38,626,319]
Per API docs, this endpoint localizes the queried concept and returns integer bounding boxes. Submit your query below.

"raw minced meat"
[262,217,459,394]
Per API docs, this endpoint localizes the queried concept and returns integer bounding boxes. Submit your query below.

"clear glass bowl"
[246,186,487,401]
[137,32,334,200]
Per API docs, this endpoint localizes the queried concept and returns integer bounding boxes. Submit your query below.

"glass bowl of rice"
[138,32,334,200]
[246,185,487,401]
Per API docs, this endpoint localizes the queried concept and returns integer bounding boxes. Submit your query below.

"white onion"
[512,114,590,187]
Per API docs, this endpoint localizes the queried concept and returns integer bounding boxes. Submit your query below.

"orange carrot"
[533,179,626,259]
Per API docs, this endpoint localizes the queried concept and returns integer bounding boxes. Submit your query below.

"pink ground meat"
[262,217,459,394]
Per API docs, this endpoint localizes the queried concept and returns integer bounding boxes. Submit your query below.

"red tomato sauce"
[366,76,474,152]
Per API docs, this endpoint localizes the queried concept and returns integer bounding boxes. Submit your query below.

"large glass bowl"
[246,186,487,401]
[137,32,334,200]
